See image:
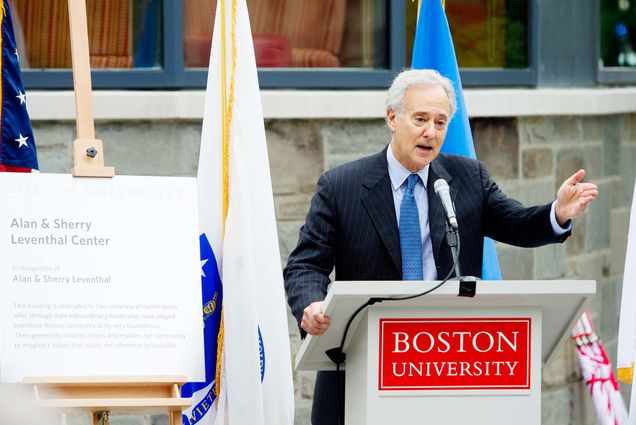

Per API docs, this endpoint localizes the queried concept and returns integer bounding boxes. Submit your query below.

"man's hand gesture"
[555,169,598,227]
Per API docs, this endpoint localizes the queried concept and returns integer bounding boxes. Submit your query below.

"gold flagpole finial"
[415,1,446,16]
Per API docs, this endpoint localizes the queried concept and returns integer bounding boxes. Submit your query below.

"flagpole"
[67,0,114,177]
[216,0,228,403]
[216,0,239,403]
[220,0,229,231]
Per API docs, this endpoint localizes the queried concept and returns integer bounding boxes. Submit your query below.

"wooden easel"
[25,376,191,425]
[26,2,192,425]
[68,0,114,177]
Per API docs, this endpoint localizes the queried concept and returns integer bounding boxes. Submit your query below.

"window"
[13,0,162,70]
[183,0,387,69]
[407,0,535,86]
[599,0,636,83]
[17,0,536,89]
[180,0,398,88]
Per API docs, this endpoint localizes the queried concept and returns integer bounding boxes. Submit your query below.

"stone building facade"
[34,104,635,424]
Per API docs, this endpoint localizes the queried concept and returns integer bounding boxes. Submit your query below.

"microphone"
[434,179,458,230]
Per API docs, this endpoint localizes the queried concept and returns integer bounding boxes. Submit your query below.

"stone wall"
[34,114,636,425]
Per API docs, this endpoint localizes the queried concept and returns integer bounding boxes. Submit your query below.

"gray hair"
[386,69,457,119]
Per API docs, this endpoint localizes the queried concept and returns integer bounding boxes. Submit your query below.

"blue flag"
[412,0,501,280]
[0,0,37,172]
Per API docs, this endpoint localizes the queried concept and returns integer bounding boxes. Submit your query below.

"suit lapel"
[361,149,401,274]
[427,157,458,265]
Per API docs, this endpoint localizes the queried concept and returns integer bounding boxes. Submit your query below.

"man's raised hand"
[555,169,598,227]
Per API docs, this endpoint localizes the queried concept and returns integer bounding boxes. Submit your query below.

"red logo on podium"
[378,318,531,390]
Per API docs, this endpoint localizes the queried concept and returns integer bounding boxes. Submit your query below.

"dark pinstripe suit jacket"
[283,147,570,424]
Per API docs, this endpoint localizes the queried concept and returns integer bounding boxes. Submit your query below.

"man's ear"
[386,109,397,132]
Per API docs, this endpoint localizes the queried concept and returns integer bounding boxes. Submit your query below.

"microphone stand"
[443,220,479,298]
[444,220,461,278]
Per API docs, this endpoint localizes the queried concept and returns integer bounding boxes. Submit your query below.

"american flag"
[0,0,37,172]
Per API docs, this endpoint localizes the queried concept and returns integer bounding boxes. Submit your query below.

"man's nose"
[421,120,435,138]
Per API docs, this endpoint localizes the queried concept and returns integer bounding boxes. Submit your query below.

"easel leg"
[170,410,181,425]
[93,411,109,425]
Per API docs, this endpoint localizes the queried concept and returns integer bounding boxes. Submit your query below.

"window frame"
[21,0,538,89]
[458,0,538,86]
[23,1,181,88]
[597,0,636,84]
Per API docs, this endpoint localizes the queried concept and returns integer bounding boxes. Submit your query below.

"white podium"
[295,280,595,425]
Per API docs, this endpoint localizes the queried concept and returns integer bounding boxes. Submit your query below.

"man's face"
[387,85,450,172]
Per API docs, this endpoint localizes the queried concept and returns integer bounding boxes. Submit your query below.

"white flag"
[618,179,636,423]
[184,0,295,424]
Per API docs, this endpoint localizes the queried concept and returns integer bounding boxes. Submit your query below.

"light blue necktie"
[400,173,423,280]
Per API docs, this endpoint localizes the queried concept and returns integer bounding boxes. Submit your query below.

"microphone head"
[434,178,459,230]
[434,179,450,194]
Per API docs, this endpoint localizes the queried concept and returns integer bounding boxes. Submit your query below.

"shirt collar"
[386,143,429,191]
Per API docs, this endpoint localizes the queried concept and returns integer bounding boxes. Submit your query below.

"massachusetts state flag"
[411,0,501,279]
[0,0,37,172]
[618,178,636,424]
[181,0,294,424]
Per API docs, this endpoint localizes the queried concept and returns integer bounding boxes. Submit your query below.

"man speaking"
[284,69,598,425]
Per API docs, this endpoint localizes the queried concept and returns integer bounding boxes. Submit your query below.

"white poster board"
[0,173,204,383]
